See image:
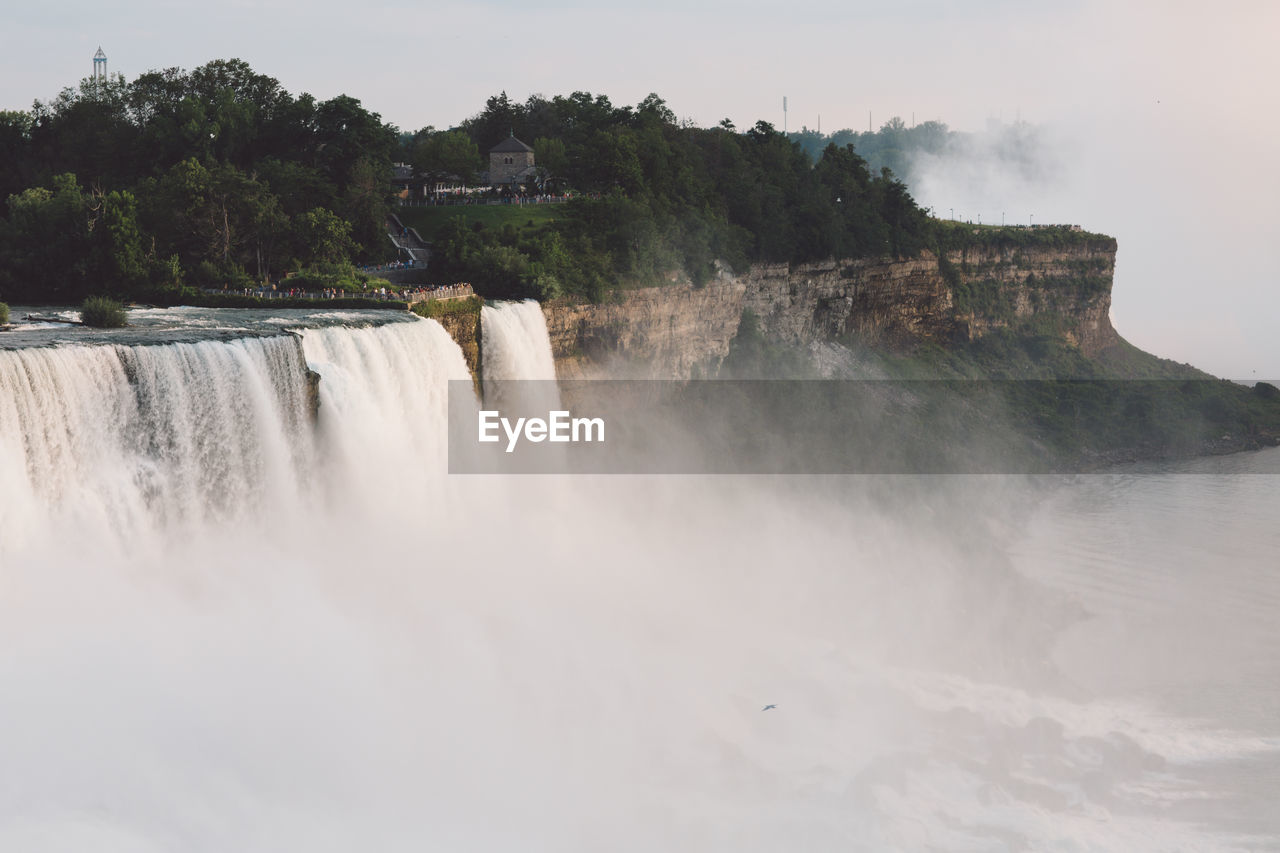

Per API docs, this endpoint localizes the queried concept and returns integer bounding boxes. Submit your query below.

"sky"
[2,0,1278,377]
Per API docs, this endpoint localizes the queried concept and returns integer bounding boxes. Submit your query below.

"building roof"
[490,135,534,154]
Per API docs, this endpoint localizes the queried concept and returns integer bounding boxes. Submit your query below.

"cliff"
[432,307,480,378]
[538,242,1119,379]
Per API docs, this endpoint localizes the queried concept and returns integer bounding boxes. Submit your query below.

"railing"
[201,283,474,305]
[398,193,598,208]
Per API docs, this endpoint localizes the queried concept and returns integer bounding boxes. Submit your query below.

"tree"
[0,174,91,301]
[635,93,676,128]
[0,110,34,199]
[461,91,524,151]
[533,137,568,181]
[340,157,393,259]
[312,94,399,189]
[411,129,482,185]
[295,207,355,266]
[90,190,148,291]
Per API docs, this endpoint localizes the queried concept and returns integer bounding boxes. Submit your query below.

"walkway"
[386,214,430,265]
[202,283,474,307]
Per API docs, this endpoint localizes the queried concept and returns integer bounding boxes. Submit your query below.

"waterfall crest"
[0,317,470,550]
[0,336,314,549]
[481,299,557,382]
[481,300,561,422]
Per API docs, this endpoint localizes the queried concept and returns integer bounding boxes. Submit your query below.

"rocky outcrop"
[943,243,1119,355]
[537,243,1118,379]
[740,257,956,350]
[432,308,481,379]
[542,279,747,379]
[305,367,321,421]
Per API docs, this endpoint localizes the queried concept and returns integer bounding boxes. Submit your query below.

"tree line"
[0,60,398,302]
[1,60,1046,305]
[419,91,934,300]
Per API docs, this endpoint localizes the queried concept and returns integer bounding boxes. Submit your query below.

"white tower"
[93,47,107,82]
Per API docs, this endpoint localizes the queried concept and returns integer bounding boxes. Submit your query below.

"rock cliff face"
[943,243,1119,355]
[542,279,748,379]
[539,242,1118,378]
[433,309,481,379]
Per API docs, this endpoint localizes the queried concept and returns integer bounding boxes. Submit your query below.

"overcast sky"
[3,0,1278,377]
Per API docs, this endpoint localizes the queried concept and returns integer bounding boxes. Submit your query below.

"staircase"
[386,213,430,265]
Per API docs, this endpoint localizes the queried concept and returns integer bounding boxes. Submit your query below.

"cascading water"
[480,300,562,454]
[0,335,315,552]
[0,306,1275,851]
[299,318,472,504]
[480,299,557,382]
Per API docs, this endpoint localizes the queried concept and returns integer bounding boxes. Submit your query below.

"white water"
[1,305,1276,851]
[0,335,314,554]
[480,299,557,382]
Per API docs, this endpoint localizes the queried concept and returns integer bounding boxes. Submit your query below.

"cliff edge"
[541,240,1119,379]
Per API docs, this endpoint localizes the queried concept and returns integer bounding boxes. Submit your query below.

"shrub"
[411,295,482,319]
[80,296,128,328]
[0,302,9,325]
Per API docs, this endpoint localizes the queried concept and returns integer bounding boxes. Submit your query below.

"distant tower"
[92,47,107,82]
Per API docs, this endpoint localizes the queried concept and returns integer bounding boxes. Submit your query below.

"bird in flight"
[761,704,777,711]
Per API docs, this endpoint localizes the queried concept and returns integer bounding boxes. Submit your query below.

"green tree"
[533,137,568,181]
[295,207,356,266]
[0,174,91,301]
[411,129,482,185]
[90,190,148,291]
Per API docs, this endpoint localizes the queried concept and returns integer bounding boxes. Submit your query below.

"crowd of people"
[402,192,598,207]
[358,259,420,273]
[205,282,474,303]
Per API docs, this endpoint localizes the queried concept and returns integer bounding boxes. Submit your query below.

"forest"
[0,60,1054,304]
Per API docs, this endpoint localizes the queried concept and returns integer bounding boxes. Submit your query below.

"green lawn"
[395,204,568,241]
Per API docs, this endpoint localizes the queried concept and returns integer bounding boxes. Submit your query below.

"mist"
[3,307,1276,850]
[899,2,1280,380]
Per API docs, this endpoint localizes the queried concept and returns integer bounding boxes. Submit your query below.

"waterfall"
[300,318,472,504]
[481,299,557,382]
[0,309,1269,852]
[0,335,315,551]
[0,317,470,551]
[481,299,560,422]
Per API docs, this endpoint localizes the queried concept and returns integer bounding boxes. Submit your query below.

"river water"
[1008,450,1280,846]
[0,305,1275,851]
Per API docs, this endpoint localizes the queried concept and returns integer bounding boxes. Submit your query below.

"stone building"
[489,135,537,188]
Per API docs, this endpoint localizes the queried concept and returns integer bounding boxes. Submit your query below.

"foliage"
[410,294,482,319]
[80,295,128,327]
[0,68,1101,312]
[719,309,814,378]
[0,301,8,325]
[409,129,482,185]
[851,319,1280,467]
[396,204,565,242]
[787,117,1044,195]
[0,60,399,304]
[931,220,1116,254]
[421,93,938,300]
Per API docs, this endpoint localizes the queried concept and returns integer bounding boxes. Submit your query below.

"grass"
[396,204,567,241]
[411,295,482,320]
